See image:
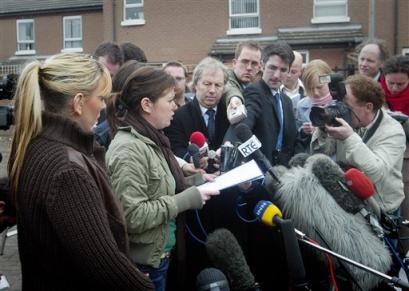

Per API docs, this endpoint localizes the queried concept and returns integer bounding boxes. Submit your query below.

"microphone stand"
[295,229,409,290]
[275,217,310,290]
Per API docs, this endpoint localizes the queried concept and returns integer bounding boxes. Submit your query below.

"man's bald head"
[283,51,303,90]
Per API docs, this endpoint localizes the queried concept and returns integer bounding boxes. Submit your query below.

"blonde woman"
[296,59,333,152]
[8,53,154,291]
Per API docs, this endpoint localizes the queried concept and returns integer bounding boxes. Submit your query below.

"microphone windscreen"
[233,123,252,143]
[205,228,256,291]
[307,154,363,214]
[288,153,310,168]
[253,200,282,227]
[190,131,207,148]
[188,143,201,168]
[345,168,376,200]
[196,268,230,291]
[188,143,200,155]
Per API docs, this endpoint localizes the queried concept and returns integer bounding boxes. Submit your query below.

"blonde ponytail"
[9,62,43,202]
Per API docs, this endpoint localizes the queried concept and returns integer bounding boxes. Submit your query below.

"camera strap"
[362,110,383,144]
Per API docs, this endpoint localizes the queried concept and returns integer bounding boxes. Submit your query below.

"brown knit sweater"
[15,113,154,291]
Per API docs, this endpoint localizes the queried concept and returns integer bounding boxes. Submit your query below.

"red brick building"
[0,0,408,72]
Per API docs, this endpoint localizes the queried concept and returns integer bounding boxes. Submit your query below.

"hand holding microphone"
[227,96,247,125]
[189,131,209,170]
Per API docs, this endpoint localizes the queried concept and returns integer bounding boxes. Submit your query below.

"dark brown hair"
[107,66,175,133]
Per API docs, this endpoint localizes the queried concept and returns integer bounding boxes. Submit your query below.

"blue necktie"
[273,92,283,151]
[206,109,216,142]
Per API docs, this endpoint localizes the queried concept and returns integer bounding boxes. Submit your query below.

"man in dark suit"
[165,56,229,160]
[227,41,297,166]
[165,57,248,290]
[222,41,300,290]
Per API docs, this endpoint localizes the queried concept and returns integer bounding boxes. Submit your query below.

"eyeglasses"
[238,59,260,69]
[174,76,186,82]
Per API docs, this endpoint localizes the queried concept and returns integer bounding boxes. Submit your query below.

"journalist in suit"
[165,57,229,159]
[226,41,297,166]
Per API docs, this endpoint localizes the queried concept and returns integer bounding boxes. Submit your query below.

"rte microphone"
[233,123,281,185]
[188,143,202,169]
[205,228,261,291]
[196,268,230,291]
[344,168,381,218]
[190,131,209,156]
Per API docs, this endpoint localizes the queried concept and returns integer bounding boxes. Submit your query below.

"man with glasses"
[224,41,262,120]
[163,61,191,108]
[311,74,405,214]
[227,40,297,166]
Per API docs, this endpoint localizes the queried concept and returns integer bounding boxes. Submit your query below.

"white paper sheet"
[197,160,264,192]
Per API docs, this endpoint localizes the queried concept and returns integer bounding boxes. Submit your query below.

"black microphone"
[234,123,281,185]
[306,154,364,214]
[196,268,230,291]
[188,143,201,169]
[205,228,261,291]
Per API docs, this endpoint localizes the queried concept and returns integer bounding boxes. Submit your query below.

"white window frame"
[227,0,261,35]
[16,19,35,55]
[311,0,350,24]
[121,0,145,26]
[62,16,83,53]
[298,50,310,67]
[402,48,409,56]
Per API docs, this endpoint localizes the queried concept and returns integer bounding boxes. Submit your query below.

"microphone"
[190,131,209,156]
[205,228,260,291]
[306,154,364,214]
[234,123,281,185]
[220,142,244,173]
[253,200,283,227]
[227,103,247,125]
[196,268,230,291]
[207,150,218,173]
[270,163,392,290]
[188,143,201,169]
[344,168,381,218]
[253,201,309,290]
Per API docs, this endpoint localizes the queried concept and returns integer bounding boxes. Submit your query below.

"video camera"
[309,73,352,127]
[0,74,16,130]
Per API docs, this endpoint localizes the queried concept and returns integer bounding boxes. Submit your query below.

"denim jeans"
[137,257,170,291]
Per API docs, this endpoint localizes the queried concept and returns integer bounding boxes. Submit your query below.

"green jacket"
[223,69,245,104]
[106,127,202,268]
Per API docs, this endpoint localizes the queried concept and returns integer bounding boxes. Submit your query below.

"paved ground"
[0,104,21,290]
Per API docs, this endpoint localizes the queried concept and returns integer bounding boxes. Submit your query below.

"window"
[298,50,310,67]
[402,48,409,56]
[62,16,82,52]
[16,19,35,55]
[227,0,261,35]
[311,0,350,24]
[122,0,145,26]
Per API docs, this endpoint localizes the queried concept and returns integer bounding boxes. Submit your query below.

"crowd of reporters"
[2,37,409,290]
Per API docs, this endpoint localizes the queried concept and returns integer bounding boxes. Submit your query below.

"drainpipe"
[394,0,399,54]
[368,0,376,39]
[112,0,117,42]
